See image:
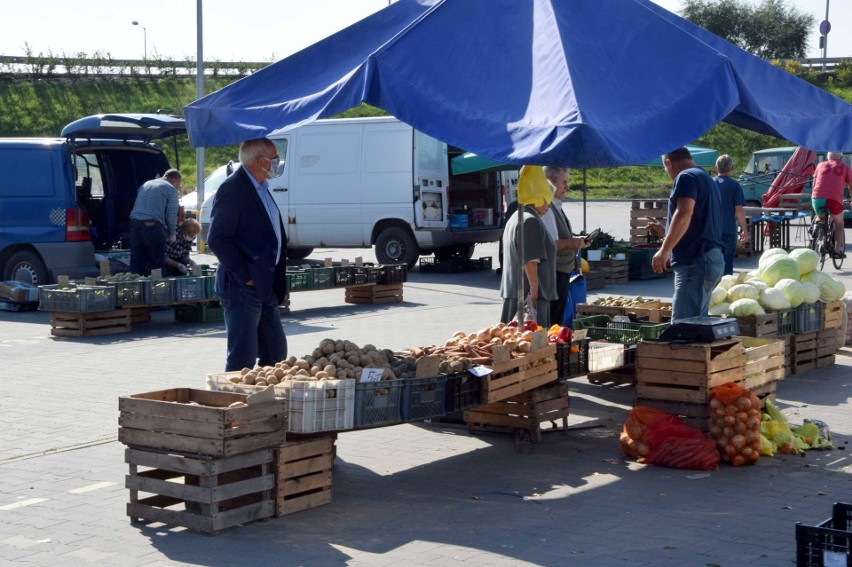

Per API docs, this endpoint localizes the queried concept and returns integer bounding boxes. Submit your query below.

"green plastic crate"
[175,302,224,323]
[286,269,313,291]
[310,267,334,289]
[574,315,669,345]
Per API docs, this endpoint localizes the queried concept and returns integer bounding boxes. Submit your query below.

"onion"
[710,398,723,410]
[724,415,736,426]
[725,405,739,416]
[732,455,746,467]
[709,425,722,438]
[736,396,752,412]
[736,411,749,424]
[734,421,747,435]
[731,434,747,449]
[723,426,734,438]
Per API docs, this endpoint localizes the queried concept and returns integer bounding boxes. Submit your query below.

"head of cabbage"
[799,281,820,304]
[759,288,791,311]
[710,287,728,306]
[802,271,847,302]
[708,302,731,316]
[730,298,765,317]
[774,279,806,308]
[717,274,739,290]
[788,248,819,276]
[758,248,789,269]
[727,284,760,303]
[758,255,800,286]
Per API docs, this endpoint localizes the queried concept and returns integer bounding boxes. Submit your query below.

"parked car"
[179,160,236,219]
[0,114,185,284]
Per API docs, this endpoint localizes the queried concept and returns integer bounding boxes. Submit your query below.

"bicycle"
[809,207,844,270]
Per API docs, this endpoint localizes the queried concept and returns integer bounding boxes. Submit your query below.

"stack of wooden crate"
[464,382,569,443]
[588,259,628,284]
[628,200,667,245]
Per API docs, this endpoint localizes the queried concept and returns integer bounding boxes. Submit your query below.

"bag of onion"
[709,382,762,466]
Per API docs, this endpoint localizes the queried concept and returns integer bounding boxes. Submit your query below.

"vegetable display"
[709,383,761,467]
[406,323,545,366]
[590,295,651,307]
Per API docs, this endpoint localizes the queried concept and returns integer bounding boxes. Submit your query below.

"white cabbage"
[708,302,731,316]
[759,288,791,310]
[710,287,728,306]
[775,278,806,308]
[746,280,769,292]
[802,271,846,302]
[799,281,821,304]
[717,274,739,290]
[758,255,800,286]
[758,248,789,269]
[788,248,820,276]
[727,284,760,303]
[730,298,765,317]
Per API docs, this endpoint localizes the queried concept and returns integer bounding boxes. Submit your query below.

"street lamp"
[131,20,147,60]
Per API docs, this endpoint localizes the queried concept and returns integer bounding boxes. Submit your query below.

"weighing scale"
[656,316,739,343]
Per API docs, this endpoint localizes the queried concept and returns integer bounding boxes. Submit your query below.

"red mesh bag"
[646,437,720,470]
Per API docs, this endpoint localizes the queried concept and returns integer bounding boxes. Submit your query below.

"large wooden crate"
[585,270,605,291]
[464,382,569,443]
[790,331,818,375]
[119,388,287,457]
[482,334,557,403]
[125,447,275,534]
[732,313,779,338]
[816,329,840,369]
[628,200,667,244]
[576,299,663,321]
[275,435,335,517]
[740,336,786,386]
[50,308,133,337]
[588,260,628,285]
[635,339,746,404]
[344,283,403,304]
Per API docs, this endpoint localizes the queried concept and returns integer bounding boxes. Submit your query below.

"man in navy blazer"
[207,138,288,371]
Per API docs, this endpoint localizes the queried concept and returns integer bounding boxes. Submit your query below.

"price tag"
[824,551,845,567]
[573,329,588,340]
[324,258,333,268]
[84,277,97,286]
[360,367,384,382]
[57,275,70,288]
[613,315,631,323]
[341,258,350,266]
[355,256,363,266]
[99,259,110,277]
[468,365,492,377]
[150,268,163,280]
[192,264,202,276]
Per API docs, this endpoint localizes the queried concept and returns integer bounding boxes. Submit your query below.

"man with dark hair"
[207,138,288,371]
[714,154,748,275]
[129,168,181,275]
[648,147,724,320]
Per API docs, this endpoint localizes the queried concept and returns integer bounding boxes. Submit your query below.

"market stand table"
[743,206,811,253]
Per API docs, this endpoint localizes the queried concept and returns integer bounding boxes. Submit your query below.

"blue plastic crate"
[794,302,823,334]
[401,375,448,421]
[354,379,403,428]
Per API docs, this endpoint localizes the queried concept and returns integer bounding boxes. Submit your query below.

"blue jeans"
[218,271,287,371]
[129,220,166,276]
[722,232,737,275]
[672,247,724,322]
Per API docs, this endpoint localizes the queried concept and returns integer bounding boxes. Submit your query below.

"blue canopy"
[184,0,852,168]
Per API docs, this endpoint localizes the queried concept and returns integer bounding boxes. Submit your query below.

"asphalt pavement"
[1,201,851,566]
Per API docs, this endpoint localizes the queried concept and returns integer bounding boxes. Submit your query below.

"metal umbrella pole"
[515,203,525,326]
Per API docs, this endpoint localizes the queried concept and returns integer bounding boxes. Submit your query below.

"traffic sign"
[819,20,831,36]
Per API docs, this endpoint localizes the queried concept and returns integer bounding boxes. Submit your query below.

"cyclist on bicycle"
[811,152,852,259]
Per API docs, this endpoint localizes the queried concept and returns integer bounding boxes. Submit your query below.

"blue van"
[0,114,185,284]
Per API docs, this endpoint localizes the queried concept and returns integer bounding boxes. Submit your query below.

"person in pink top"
[811,152,852,258]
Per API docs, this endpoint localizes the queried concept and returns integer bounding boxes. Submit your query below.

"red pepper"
[523,320,538,331]
[507,320,519,328]
[558,327,573,343]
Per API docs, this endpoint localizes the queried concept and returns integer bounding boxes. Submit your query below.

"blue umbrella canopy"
[185,0,852,168]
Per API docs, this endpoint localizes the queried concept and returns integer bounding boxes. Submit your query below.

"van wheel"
[287,247,314,261]
[4,251,49,286]
[375,227,419,269]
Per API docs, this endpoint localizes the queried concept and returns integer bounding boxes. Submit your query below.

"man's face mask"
[265,156,281,178]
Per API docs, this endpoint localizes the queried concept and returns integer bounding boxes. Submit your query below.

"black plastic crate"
[401,375,448,421]
[775,307,795,338]
[333,265,354,287]
[354,379,403,428]
[419,256,493,273]
[376,264,408,284]
[556,339,589,379]
[444,372,482,413]
[351,266,371,285]
[794,302,823,334]
[796,502,852,566]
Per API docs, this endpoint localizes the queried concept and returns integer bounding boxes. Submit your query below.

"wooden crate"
[275,435,335,517]
[822,300,844,330]
[790,331,818,375]
[635,339,746,404]
[127,306,151,324]
[576,300,662,321]
[344,283,403,305]
[465,382,569,443]
[733,313,779,338]
[585,270,605,291]
[125,447,275,534]
[817,330,839,357]
[119,388,287,457]
[482,334,557,403]
[588,260,628,285]
[740,336,786,386]
[50,308,133,337]
[629,200,667,244]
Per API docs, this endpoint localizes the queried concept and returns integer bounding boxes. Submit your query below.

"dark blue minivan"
[0,114,185,284]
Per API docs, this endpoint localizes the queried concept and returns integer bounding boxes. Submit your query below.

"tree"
[681,0,815,59]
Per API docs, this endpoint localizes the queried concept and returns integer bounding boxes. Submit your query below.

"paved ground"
[1,202,851,566]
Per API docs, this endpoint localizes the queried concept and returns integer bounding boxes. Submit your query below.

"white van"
[199,116,505,268]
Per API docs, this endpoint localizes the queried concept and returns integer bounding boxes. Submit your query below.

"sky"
[1,0,849,65]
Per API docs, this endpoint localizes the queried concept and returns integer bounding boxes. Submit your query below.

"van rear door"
[413,130,449,230]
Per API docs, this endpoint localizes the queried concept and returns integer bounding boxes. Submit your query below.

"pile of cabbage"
[708,248,846,317]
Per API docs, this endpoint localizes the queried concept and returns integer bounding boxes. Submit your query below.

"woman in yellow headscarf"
[499,165,558,327]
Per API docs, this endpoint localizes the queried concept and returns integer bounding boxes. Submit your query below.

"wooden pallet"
[482,333,558,403]
[125,447,275,534]
[276,435,335,517]
[119,388,287,457]
[344,283,403,305]
[465,382,569,443]
[635,339,746,404]
[50,308,133,337]
[822,300,844,330]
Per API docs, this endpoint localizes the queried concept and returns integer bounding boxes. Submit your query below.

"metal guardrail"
[0,54,270,76]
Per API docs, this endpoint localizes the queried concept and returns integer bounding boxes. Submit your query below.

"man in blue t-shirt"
[714,155,749,275]
[648,147,724,321]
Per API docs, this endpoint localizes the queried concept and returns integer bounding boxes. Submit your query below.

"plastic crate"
[285,379,355,433]
[175,302,224,323]
[351,266,371,285]
[443,372,482,413]
[556,339,589,379]
[574,315,670,345]
[775,307,795,337]
[376,264,408,284]
[174,276,205,301]
[286,269,312,291]
[401,375,448,421]
[333,265,354,287]
[471,257,493,271]
[96,278,149,306]
[310,267,334,289]
[199,264,217,276]
[794,302,823,334]
[148,279,175,303]
[38,284,116,313]
[353,379,403,428]
[796,502,852,566]
[588,341,626,372]
[199,275,216,298]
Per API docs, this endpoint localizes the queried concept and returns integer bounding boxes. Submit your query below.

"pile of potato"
[591,295,650,307]
[228,338,416,387]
